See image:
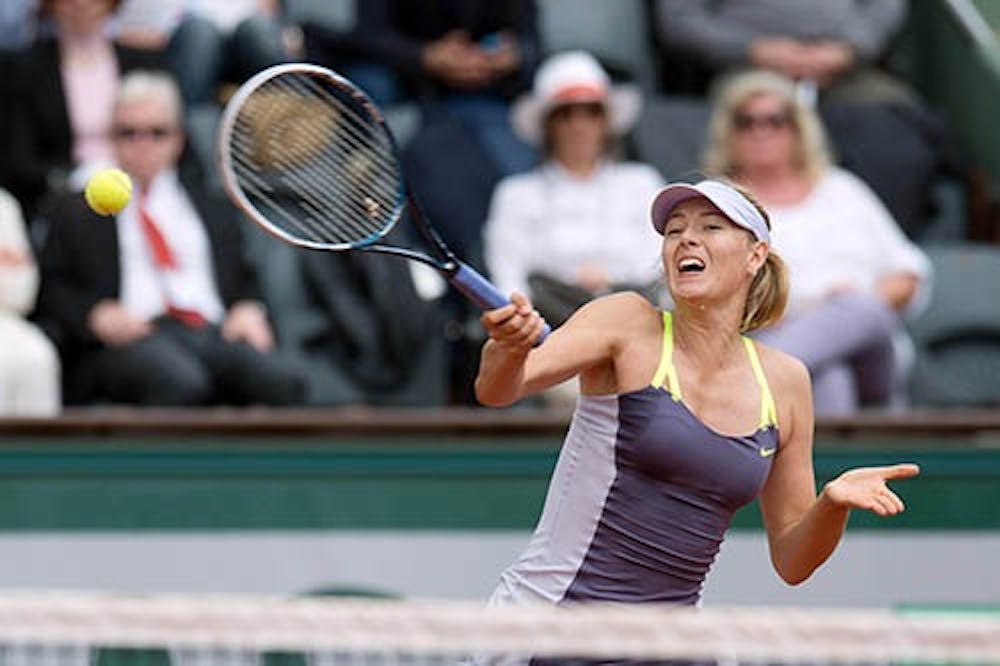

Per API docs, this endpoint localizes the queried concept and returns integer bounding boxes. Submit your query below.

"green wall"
[0,435,996,531]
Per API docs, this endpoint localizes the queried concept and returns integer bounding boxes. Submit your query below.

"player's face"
[729,93,797,174]
[111,98,184,189]
[661,197,764,305]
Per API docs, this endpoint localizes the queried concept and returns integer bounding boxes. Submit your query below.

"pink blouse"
[61,41,119,167]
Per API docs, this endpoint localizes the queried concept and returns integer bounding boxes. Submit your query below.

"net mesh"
[0,591,997,665]
[225,69,403,248]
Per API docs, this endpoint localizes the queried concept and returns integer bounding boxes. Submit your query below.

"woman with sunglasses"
[483,51,665,340]
[703,70,931,415]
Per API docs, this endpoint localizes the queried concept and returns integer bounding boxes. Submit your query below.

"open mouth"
[678,258,706,274]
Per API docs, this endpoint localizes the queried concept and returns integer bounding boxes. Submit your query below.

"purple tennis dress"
[490,311,780,606]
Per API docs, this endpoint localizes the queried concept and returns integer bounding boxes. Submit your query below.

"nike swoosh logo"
[759,447,776,458]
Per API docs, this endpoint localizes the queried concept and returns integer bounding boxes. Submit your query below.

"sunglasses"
[732,112,793,132]
[549,102,606,122]
[112,125,176,141]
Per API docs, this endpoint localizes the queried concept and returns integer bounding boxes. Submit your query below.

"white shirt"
[484,161,665,299]
[767,167,931,319]
[117,170,225,323]
[0,189,38,317]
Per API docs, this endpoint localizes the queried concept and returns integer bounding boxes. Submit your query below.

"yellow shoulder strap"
[651,311,682,400]
[742,337,778,429]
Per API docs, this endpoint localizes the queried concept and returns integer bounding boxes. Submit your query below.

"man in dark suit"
[36,70,305,406]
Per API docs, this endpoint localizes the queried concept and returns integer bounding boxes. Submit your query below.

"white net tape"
[0,591,996,664]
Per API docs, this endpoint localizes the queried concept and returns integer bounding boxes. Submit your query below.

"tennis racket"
[218,63,549,342]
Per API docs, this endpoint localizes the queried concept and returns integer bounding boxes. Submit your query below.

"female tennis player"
[476,178,919,605]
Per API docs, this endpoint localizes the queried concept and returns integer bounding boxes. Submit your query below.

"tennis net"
[0,590,996,665]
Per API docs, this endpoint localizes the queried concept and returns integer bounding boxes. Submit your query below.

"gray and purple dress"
[490,311,780,606]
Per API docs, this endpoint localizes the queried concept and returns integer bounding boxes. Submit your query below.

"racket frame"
[218,62,549,340]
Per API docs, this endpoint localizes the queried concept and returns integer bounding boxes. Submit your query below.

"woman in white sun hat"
[482,50,665,329]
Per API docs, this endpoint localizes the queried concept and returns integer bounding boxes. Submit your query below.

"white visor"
[650,180,770,243]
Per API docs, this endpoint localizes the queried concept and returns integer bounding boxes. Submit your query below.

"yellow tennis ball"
[84,168,133,216]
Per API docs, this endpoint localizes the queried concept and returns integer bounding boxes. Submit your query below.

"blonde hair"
[728,183,789,332]
[702,70,833,183]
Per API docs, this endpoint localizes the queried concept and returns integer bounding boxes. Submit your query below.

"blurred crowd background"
[1,0,998,417]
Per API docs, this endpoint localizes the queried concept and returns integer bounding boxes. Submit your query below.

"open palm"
[824,464,920,517]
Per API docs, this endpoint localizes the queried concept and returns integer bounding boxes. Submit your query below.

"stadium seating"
[908,243,1000,406]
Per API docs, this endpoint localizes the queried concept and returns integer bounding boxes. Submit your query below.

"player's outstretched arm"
[758,352,919,585]
[475,291,635,407]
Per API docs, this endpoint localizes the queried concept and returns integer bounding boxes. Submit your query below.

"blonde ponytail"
[742,251,789,332]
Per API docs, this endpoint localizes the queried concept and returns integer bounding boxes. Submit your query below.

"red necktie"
[138,195,207,327]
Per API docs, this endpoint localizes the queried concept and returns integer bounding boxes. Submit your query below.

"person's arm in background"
[654,0,763,69]
[842,170,931,316]
[0,190,39,316]
[837,0,907,66]
[203,192,275,353]
[354,0,540,91]
[656,0,808,81]
[793,0,907,87]
[114,0,188,52]
[35,196,132,347]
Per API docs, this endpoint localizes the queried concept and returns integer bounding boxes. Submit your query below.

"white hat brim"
[511,84,643,146]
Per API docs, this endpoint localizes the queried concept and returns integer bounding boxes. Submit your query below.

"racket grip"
[450,263,550,344]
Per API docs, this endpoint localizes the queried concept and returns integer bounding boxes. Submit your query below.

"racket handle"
[450,263,550,344]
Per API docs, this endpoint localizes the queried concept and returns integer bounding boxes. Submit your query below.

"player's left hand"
[823,464,920,516]
[223,301,275,353]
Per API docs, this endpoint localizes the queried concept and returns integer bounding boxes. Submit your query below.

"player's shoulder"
[752,339,811,396]
[577,291,660,325]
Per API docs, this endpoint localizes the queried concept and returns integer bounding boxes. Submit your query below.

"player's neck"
[671,301,745,364]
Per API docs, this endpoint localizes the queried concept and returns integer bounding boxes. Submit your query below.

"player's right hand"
[481,292,547,351]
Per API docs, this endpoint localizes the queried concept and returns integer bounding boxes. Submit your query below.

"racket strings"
[230,85,396,244]
[228,71,402,246]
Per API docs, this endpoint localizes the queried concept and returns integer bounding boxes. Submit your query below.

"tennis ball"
[84,168,133,216]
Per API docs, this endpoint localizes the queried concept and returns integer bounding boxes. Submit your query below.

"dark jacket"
[35,169,260,356]
[7,38,165,220]
[327,0,540,100]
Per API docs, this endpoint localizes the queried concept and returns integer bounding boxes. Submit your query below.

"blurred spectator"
[655,0,912,104]
[653,0,961,241]
[0,189,60,416]
[115,0,289,107]
[318,0,541,405]
[35,71,305,406]
[332,0,541,264]
[484,51,664,327]
[7,0,164,226]
[0,0,39,50]
[703,70,931,414]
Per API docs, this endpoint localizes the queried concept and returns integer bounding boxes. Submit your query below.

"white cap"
[650,180,771,243]
[511,50,641,146]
